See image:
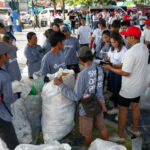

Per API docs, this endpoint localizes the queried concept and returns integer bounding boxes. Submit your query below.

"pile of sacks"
[41,69,76,143]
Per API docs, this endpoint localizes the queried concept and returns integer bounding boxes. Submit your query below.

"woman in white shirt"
[106,32,127,114]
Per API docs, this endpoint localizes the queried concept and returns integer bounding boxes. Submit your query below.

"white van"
[39,7,68,23]
[0,7,12,26]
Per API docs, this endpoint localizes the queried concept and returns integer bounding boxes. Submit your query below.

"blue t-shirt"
[42,40,51,55]
[24,44,43,77]
[60,64,104,116]
[0,68,18,122]
[41,50,66,77]
[63,36,80,65]
[95,43,110,59]
[3,50,21,81]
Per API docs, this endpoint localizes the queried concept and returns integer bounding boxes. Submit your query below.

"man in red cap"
[141,19,150,46]
[102,26,149,143]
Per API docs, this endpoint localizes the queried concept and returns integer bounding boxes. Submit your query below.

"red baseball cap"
[144,19,150,24]
[120,31,126,35]
[123,15,132,21]
[111,12,115,16]
[124,26,141,37]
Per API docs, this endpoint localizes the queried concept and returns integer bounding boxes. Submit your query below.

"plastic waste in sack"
[12,80,31,99]
[88,139,127,150]
[41,68,75,143]
[11,98,32,144]
[33,72,44,92]
[23,94,42,144]
[15,142,71,150]
[29,86,38,95]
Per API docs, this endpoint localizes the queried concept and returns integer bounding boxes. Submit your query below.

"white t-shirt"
[108,17,116,25]
[92,28,102,45]
[107,46,127,65]
[7,16,13,26]
[92,14,98,21]
[120,43,149,98]
[77,25,92,44]
[139,15,147,25]
[141,28,150,43]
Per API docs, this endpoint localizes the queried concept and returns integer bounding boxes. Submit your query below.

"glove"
[44,76,50,83]
[16,92,21,99]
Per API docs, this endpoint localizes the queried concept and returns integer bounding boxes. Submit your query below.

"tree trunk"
[60,0,65,20]
[52,0,56,13]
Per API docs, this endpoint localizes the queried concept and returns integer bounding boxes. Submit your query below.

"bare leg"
[118,105,128,137]
[131,102,140,131]
[100,129,108,141]
[84,136,92,147]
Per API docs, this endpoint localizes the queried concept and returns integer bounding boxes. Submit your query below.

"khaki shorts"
[79,112,106,137]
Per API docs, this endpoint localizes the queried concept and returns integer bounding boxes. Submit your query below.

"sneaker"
[109,134,125,143]
[107,108,118,115]
[127,127,141,137]
[115,114,118,121]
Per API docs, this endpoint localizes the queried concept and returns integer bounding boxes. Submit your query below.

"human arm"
[54,73,85,101]
[102,64,130,76]
[2,80,18,104]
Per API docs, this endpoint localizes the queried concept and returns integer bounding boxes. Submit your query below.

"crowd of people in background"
[0,8,150,149]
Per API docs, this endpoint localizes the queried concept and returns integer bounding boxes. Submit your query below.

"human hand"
[54,77,63,86]
[102,64,112,70]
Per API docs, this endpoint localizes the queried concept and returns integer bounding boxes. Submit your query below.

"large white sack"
[23,95,42,144]
[88,139,127,150]
[15,141,71,150]
[41,69,76,143]
[0,139,9,150]
[11,98,32,144]
[140,64,150,110]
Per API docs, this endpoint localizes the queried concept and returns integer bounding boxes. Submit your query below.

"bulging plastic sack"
[140,64,150,110]
[12,80,31,99]
[11,98,32,144]
[0,139,9,150]
[23,95,42,144]
[88,139,127,150]
[15,143,71,150]
[41,69,75,143]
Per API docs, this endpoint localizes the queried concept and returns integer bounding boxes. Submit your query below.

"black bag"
[80,67,102,117]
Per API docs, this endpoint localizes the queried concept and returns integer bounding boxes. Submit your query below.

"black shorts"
[118,95,140,107]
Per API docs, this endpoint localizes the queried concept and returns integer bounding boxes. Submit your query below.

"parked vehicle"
[0,7,12,26]
[39,7,68,24]
[20,11,28,24]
